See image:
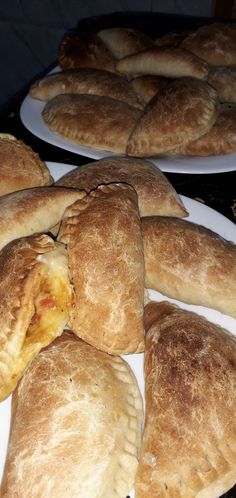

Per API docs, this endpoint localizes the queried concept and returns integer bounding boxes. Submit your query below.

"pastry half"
[136,300,236,498]
[58,31,116,72]
[116,46,209,79]
[142,216,236,318]
[55,156,188,217]
[42,93,141,154]
[58,183,145,354]
[0,134,52,196]
[126,77,218,157]
[97,27,154,59]
[29,68,143,109]
[0,234,73,400]
[1,332,143,498]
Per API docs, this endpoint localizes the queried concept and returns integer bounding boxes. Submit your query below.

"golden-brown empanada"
[1,332,143,498]
[58,183,145,355]
[116,46,209,79]
[58,31,116,72]
[207,65,236,103]
[0,234,73,401]
[131,74,171,103]
[42,93,141,153]
[126,77,218,157]
[0,186,86,250]
[136,300,236,498]
[97,27,154,59]
[29,68,143,109]
[142,216,236,318]
[0,134,52,196]
[55,156,188,217]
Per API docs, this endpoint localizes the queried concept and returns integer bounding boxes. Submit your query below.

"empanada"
[97,27,154,59]
[136,300,236,498]
[207,65,236,103]
[58,183,145,355]
[142,216,236,318]
[30,68,143,109]
[131,74,171,103]
[0,186,86,250]
[0,234,73,400]
[1,332,143,498]
[58,31,116,72]
[0,134,52,196]
[116,46,209,79]
[55,156,188,217]
[42,93,141,153]
[126,77,218,157]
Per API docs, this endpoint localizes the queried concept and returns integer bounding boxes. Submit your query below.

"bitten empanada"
[55,156,188,217]
[97,27,154,59]
[142,216,236,318]
[42,93,141,154]
[58,183,145,355]
[0,234,73,400]
[136,300,236,498]
[1,332,143,498]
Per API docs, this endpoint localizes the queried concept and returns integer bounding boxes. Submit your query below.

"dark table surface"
[0,11,236,498]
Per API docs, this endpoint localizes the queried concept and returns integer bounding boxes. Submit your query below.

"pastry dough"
[58,31,116,72]
[97,27,154,59]
[0,234,73,401]
[207,65,236,103]
[30,68,143,109]
[0,134,52,196]
[142,216,236,318]
[116,46,209,79]
[175,106,236,156]
[42,93,141,153]
[0,186,86,250]
[58,183,145,354]
[131,75,170,103]
[1,332,143,498]
[55,156,188,217]
[126,77,218,157]
[181,23,236,65]
[136,300,236,498]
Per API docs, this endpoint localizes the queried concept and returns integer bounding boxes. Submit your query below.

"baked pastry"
[55,156,188,217]
[58,183,145,355]
[0,134,52,196]
[42,93,141,153]
[116,46,209,79]
[142,216,236,318]
[207,65,236,103]
[97,27,154,59]
[175,105,236,156]
[58,31,116,72]
[181,23,236,65]
[131,75,171,103]
[135,300,236,498]
[0,186,86,250]
[126,77,218,157]
[155,30,191,47]
[29,68,143,109]
[0,234,73,401]
[1,332,143,498]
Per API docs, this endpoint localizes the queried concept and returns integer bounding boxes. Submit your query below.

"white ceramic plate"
[1,162,236,497]
[20,92,236,175]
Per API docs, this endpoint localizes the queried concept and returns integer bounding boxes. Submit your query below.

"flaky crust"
[1,332,143,498]
[142,216,236,318]
[55,156,188,217]
[181,23,236,65]
[58,183,145,354]
[207,65,236,103]
[131,74,171,103]
[0,135,52,196]
[58,31,116,72]
[116,46,209,79]
[126,77,218,157]
[97,27,154,59]
[175,106,236,156]
[30,68,143,109]
[0,186,86,250]
[42,93,141,153]
[135,301,236,498]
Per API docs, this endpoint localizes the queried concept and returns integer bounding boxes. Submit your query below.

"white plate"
[20,92,236,175]
[1,162,236,497]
